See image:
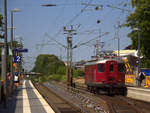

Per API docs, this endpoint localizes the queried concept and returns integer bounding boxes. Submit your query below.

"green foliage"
[30,76,39,83]
[39,75,49,82]
[32,54,65,76]
[56,66,66,75]
[141,58,150,68]
[73,69,84,77]
[126,0,150,67]
[31,54,66,83]
[30,74,66,83]
[48,74,66,82]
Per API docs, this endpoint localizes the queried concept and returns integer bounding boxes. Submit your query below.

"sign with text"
[14,56,21,63]
[13,48,28,52]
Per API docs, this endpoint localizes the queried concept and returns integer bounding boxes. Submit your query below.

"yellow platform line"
[29,80,55,113]
[23,80,31,113]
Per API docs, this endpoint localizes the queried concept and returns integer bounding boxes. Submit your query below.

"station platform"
[0,80,55,113]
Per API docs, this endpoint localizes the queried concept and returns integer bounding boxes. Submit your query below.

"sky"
[0,0,133,71]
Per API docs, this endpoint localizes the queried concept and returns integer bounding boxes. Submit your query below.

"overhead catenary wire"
[43,0,85,41]
[36,0,132,62]
[75,1,128,39]
[42,0,130,47]
[79,0,131,33]
[73,32,109,49]
[65,0,93,26]
[44,32,67,48]
[37,1,93,53]
[49,0,69,30]
[81,2,131,13]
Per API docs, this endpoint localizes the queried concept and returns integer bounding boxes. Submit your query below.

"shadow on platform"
[0,87,22,113]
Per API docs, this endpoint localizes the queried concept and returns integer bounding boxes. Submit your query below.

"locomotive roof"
[85,58,124,66]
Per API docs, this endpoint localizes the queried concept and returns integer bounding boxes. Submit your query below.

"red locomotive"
[84,57,127,95]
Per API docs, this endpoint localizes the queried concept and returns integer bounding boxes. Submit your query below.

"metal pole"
[10,11,14,94]
[70,36,73,86]
[117,24,120,57]
[2,0,8,108]
[118,35,120,57]
[67,36,70,86]
[96,40,99,56]
[64,25,76,87]
[137,31,140,86]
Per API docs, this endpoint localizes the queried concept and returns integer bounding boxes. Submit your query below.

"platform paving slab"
[0,80,55,113]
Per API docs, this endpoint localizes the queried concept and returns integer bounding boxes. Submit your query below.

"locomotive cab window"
[98,64,105,72]
[109,64,114,72]
[118,63,124,72]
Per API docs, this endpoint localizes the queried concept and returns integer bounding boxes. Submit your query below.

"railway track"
[98,95,139,113]
[34,83,82,113]
[74,81,150,113]
[43,82,104,113]
[75,83,150,113]
[35,81,150,113]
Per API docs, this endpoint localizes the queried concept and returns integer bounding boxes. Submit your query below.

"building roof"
[113,50,138,57]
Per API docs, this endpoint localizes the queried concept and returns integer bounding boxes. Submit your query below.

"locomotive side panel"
[85,64,97,85]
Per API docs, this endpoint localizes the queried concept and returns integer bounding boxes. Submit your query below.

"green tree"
[32,54,65,75]
[126,0,150,67]
[73,69,84,77]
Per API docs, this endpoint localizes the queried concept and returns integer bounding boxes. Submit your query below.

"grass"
[30,74,67,83]
[30,70,84,83]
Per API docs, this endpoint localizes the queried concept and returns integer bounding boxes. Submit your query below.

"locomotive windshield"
[109,64,114,72]
[98,64,105,72]
[118,63,124,72]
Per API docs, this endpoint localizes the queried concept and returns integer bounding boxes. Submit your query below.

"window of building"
[98,64,105,72]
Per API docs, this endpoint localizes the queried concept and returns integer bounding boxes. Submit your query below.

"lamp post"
[41,4,56,7]
[137,30,141,87]
[10,8,21,94]
[11,8,21,47]
[133,28,140,87]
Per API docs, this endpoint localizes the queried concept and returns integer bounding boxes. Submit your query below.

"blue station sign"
[13,48,28,52]
[13,56,21,63]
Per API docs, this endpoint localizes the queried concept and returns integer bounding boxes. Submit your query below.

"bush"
[48,74,66,82]
[56,66,66,75]
[73,69,84,77]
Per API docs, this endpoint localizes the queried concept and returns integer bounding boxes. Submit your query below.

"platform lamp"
[41,4,56,7]
[10,8,21,94]
[133,27,140,87]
